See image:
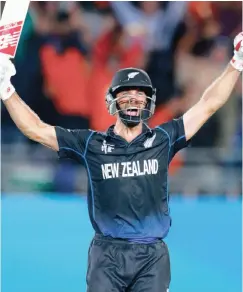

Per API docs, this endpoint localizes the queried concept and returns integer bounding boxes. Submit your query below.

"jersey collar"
[106,123,153,138]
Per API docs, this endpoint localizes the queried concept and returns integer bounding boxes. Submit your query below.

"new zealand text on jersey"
[101,159,159,179]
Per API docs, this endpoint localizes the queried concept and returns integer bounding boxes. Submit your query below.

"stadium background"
[1,1,242,292]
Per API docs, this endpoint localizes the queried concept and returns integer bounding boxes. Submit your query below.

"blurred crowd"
[1,1,242,195]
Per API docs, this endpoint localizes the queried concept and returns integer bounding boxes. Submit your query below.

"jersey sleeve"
[158,117,190,161]
[55,126,92,160]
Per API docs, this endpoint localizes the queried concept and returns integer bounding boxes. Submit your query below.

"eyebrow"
[119,90,146,95]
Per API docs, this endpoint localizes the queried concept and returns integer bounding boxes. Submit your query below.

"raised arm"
[3,92,58,150]
[0,56,58,151]
[109,1,141,28]
[183,33,243,141]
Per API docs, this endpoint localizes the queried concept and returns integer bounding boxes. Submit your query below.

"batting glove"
[0,54,16,101]
[231,32,243,72]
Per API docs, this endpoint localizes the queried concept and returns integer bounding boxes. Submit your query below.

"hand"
[231,32,243,72]
[0,54,16,101]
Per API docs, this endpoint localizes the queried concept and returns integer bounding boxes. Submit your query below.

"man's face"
[116,89,147,117]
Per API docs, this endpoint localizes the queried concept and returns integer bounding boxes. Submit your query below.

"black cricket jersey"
[55,117,189,242]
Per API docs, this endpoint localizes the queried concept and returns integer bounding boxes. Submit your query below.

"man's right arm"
[0,55,59,151]
[4,92,59,151]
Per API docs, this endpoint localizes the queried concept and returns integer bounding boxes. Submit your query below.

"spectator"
[110,1,188,105]
[34,1,91,128]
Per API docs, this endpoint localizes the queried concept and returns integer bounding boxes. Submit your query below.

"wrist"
[230,58,243,72]
[230,49,243,71]
[0,81,15,101]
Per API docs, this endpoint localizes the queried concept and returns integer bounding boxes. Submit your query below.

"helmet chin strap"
[116,103,141,128]
[120,116,140,128]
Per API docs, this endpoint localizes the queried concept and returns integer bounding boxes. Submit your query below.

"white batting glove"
[230,32,243,72]
[0,54,16,101]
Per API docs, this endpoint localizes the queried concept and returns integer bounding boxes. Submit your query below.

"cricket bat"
[0,0,30,58]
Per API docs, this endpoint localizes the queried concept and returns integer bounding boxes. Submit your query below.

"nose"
[129,97,137,102]
[127,97,141,107]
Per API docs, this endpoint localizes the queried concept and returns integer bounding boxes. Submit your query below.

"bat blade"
[0,0,30,58]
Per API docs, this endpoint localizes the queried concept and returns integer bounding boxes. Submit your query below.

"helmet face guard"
[106,86,156,127]
[106,68,156,127]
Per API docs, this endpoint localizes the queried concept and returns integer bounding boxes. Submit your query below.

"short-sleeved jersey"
[55,117,189,242]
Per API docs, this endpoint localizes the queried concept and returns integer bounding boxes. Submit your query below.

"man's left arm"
[183,33,243,141]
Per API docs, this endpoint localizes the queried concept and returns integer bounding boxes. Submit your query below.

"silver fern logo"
[143,133,156,148]
[127,72,139,80]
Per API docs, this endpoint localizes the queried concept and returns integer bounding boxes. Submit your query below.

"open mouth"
[125,108,140,116]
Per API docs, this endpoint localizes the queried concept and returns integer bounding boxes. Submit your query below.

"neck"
[114,119,143,143]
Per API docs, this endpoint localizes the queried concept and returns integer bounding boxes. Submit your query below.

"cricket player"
[1,33,242,292]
